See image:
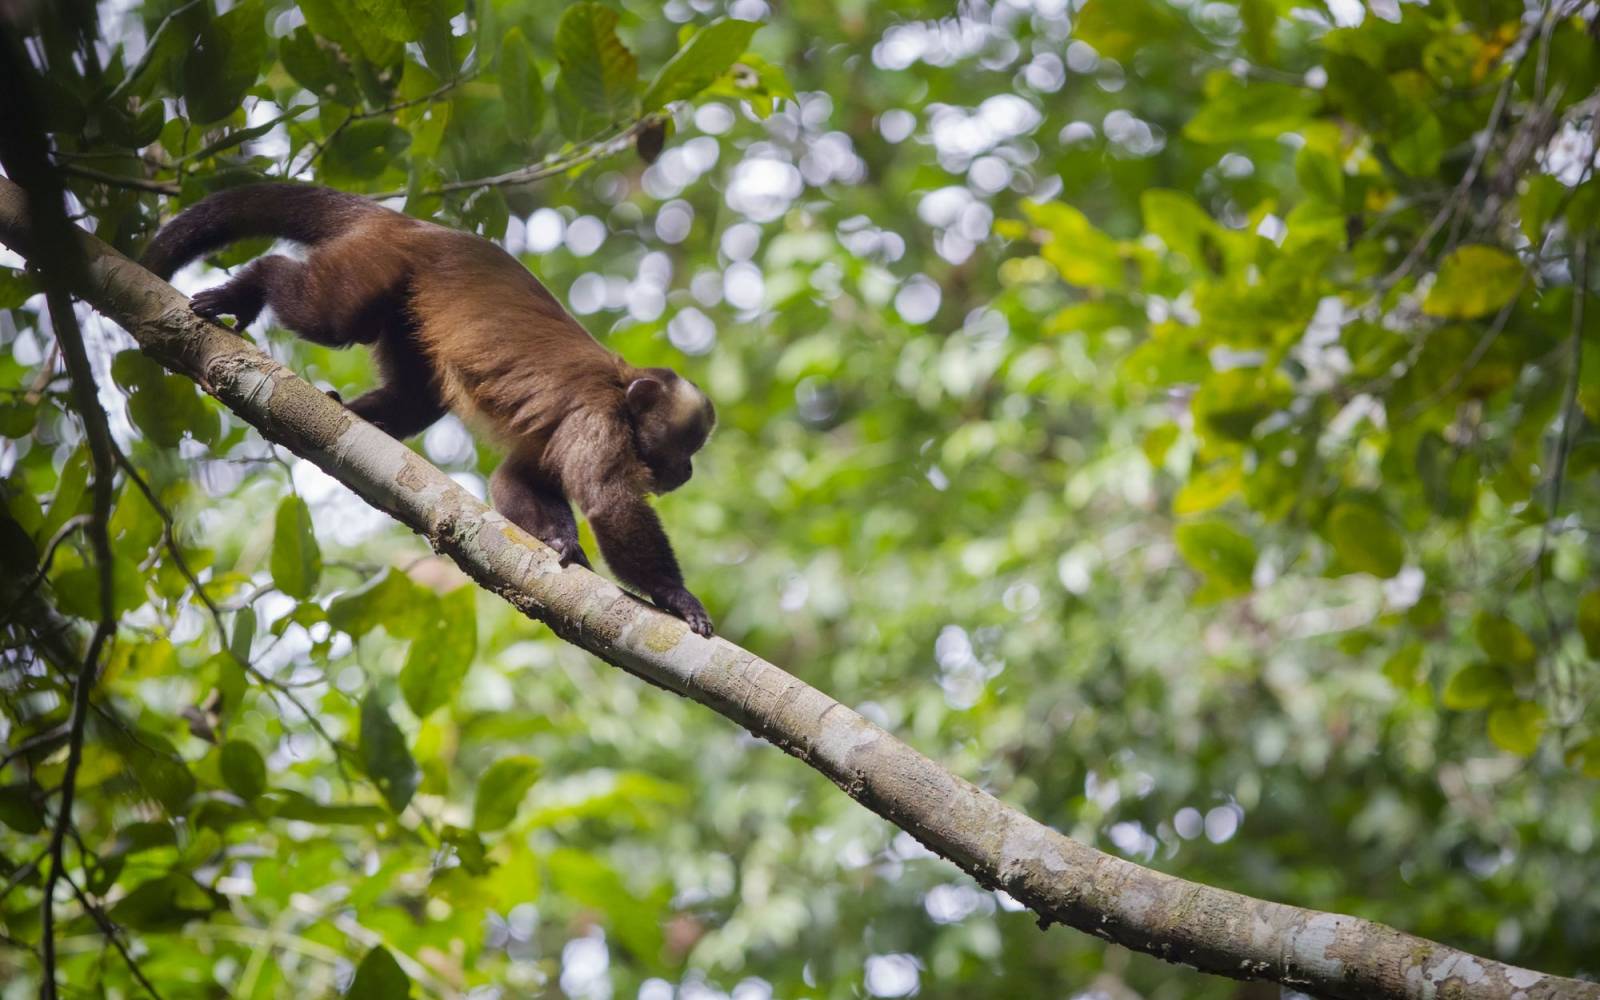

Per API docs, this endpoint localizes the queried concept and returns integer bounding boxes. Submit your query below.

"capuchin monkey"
[143,184,716,636]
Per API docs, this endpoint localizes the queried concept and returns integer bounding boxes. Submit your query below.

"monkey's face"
[627,371,716,494]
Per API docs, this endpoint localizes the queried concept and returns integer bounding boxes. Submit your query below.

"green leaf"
[328,568,421,638]
[1487,701,1546,756]
[643,18,760,111]
[1578,589,1600,659]
[264,790,389,826]
[0,785,44,834]
[270,496,321,600]
[348,946,411,999]
[219,740,267,799]
[280,26,361,105]
[1473,612,1537,670]
[359,691,419,813]
[1389,109,1444,178]
[180,0,267,125]
[1382,644,1425,689]
[110,874,214,929]
[1237,0,1275,62]
[499,28,546,139]
[1183,76,1318,144]
[399,587,478,717]
[1422,245,1525,319]
[1415,433,1478,519]
[555,2,638,118]
[1141,189,1223,272]
[299,0,402,66]
[1441,661,1511,710]
[231,608,257,664]
[549,848,666,962]
[53,561,145,620]
[1174,520,1257,592]
[472,755,542,832]
[323,119,412,185]
[1326,503,1404,578]
[1023,202,1125,290]
[112,349,217,447]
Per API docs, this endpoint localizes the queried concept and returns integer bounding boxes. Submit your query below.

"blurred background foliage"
[1,0,1598,996]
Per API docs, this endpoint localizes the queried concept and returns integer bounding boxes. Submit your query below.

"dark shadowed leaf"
[360,691,419,813]
[348,945,411,998]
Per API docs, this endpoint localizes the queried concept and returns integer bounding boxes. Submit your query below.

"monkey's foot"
[653,587,713,637]
[190,287,261,328]
[541,535,591,569]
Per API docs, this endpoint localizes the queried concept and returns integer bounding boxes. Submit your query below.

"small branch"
[0,35,123,999]
[293,78,469,177]
[375,115,662,200]
[58,870,165,1000]
[57,163,180,196]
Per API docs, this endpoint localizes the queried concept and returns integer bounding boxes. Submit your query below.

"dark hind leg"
[490,456,591,568]
[190,255,361,346]
[343,320,448,439]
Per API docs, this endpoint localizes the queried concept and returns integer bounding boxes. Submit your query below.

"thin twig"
[374,114,663,200]
[292,78,468,177]
[58,869,165,1000]
[57,163,180,196]
[1380,12,1544,290]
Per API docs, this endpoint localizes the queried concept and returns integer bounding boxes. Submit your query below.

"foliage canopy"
[0,0,1597,996]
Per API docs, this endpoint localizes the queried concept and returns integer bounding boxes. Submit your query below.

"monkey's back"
[397,221,630,447]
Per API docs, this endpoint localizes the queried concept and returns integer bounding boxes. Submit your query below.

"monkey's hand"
[653,587,713,637]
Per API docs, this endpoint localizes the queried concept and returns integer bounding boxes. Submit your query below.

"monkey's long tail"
[141,183,384,280]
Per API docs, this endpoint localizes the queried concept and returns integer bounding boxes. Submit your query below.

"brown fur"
[144,183,716,635]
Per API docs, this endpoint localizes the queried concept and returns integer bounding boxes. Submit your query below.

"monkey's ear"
[626,377,665,413]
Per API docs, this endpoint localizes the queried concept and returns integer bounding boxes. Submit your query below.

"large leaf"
[1487,700,1546,756]
[1183,76,1318,144]
[1579,589,1600,659]
[555,2,638,118]
[219,740,267,799]
[398,587,478,717]
[270,495,321,600]
[1325,503,1404,578]
[180,0,267,125]
[360,691,420,813]
[643,18,759,111]
[1423,245,1525,319]
[472,755,542,832]
[500,27,546,139]
[348,945,412,999]
[328,567,423,639]
[110,874,214,929]
[1173,520,1257,592]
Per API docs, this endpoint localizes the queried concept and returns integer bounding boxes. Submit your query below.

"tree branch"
[0,176,1592,1000]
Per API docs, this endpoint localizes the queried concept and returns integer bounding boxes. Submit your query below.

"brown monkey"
[143,184,716,635]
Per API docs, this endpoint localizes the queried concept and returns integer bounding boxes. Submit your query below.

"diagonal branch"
[0,176,1592,1000]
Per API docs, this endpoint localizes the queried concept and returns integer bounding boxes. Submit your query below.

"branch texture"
[0,176,1591,1000]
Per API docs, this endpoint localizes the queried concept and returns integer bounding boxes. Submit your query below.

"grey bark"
[0,177,1591,1000]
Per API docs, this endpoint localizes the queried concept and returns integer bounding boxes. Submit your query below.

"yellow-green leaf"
[1422,245,1524,319]
[1487,701,1546,756]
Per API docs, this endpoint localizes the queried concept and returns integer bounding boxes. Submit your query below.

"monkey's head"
[627,368,716,493]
